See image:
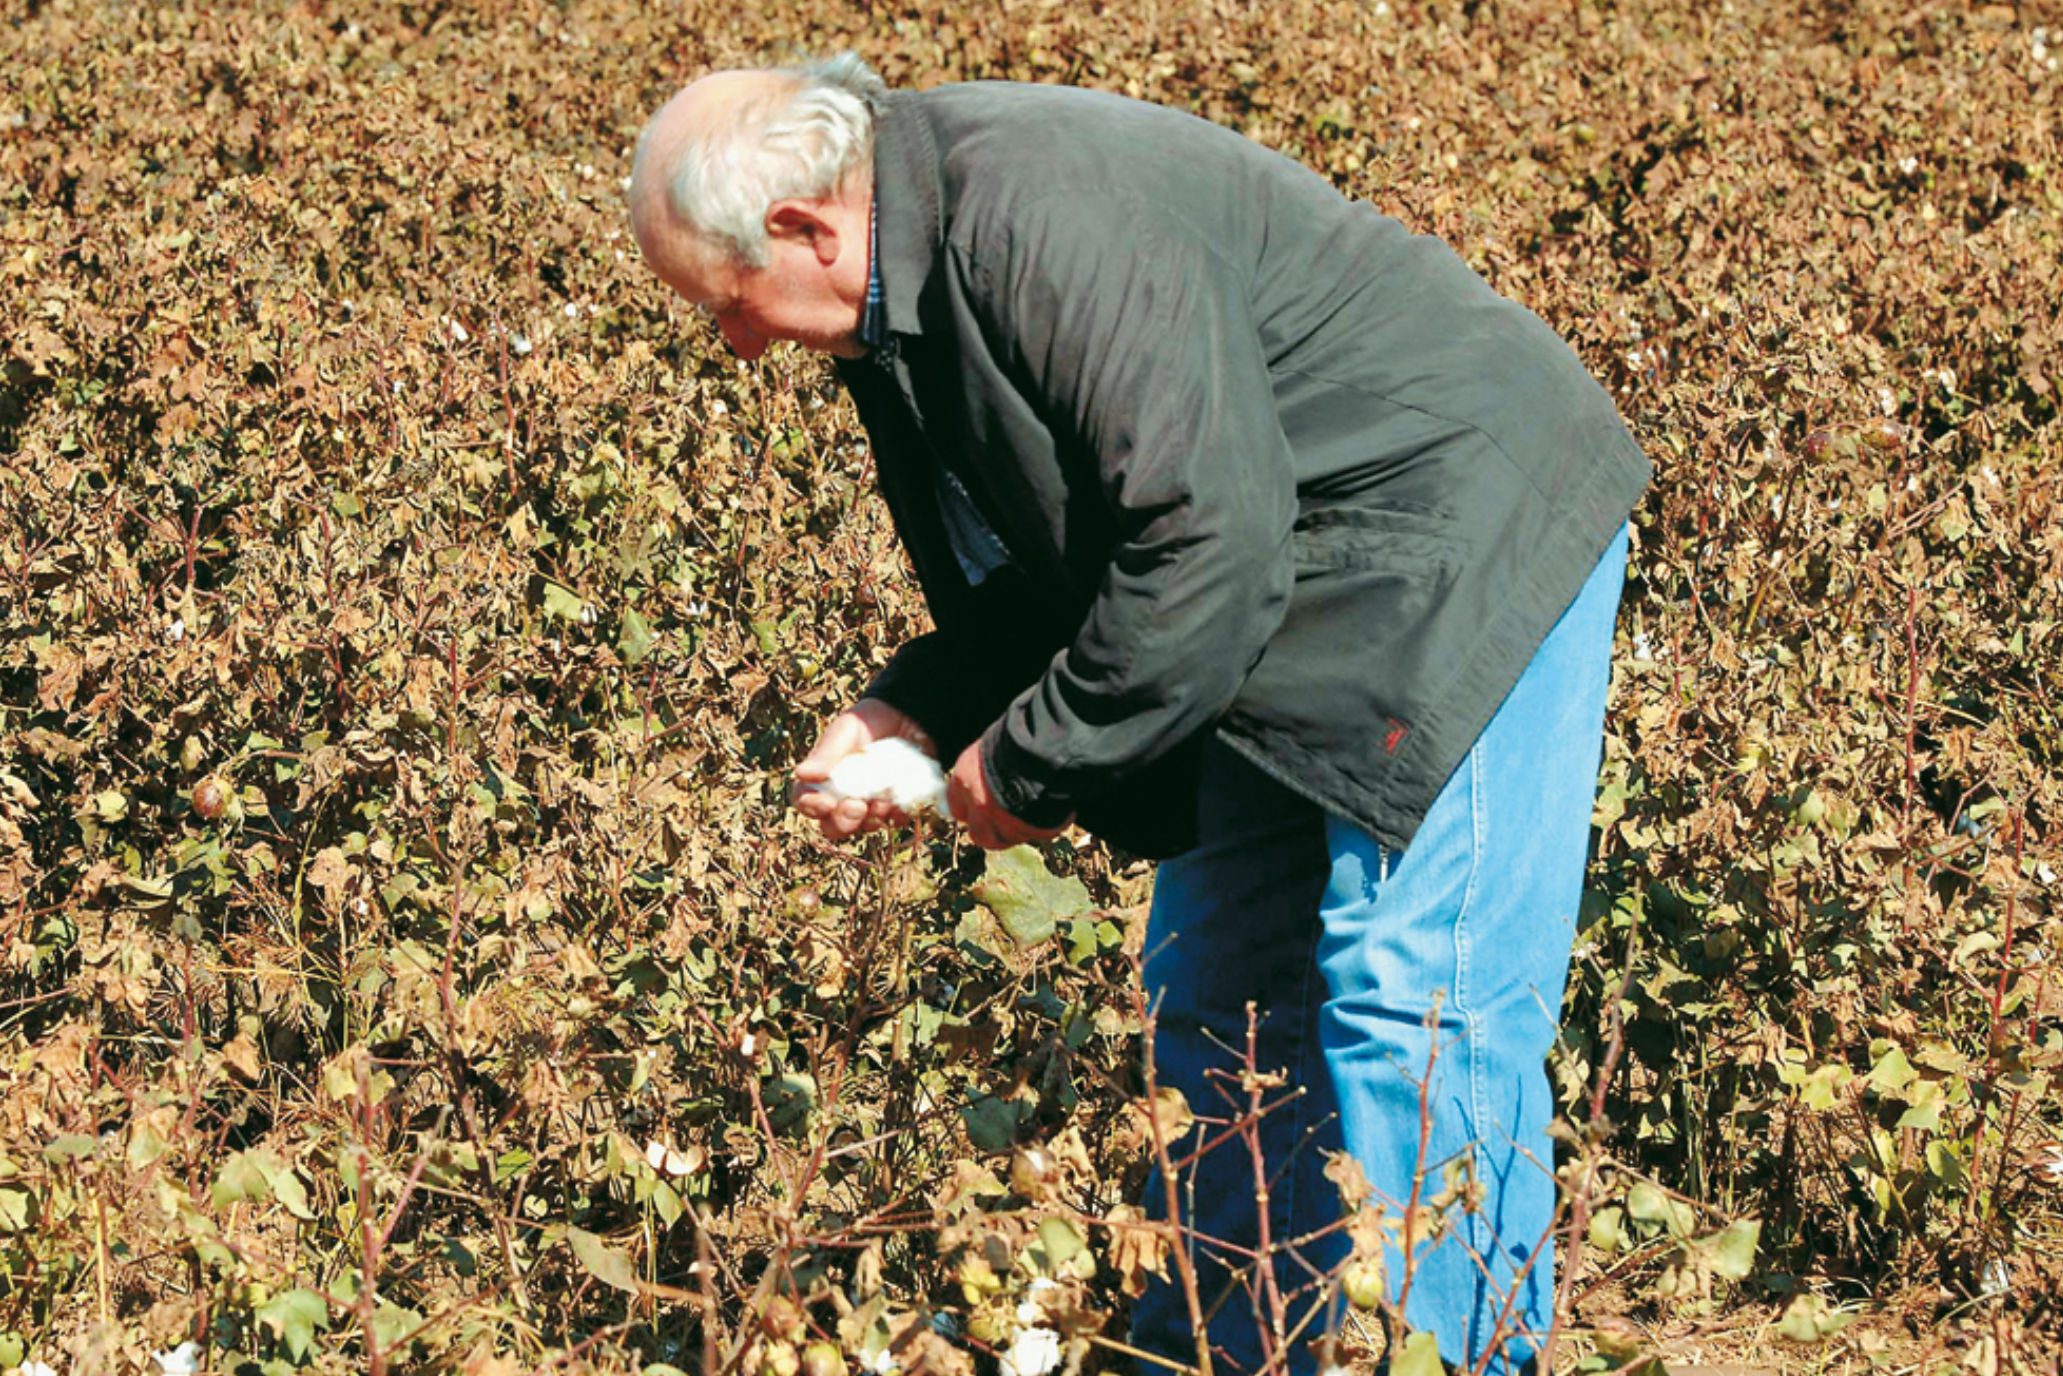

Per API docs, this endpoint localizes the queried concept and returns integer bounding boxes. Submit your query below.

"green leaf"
[1866,1045,1917,1095]
[0,1185,36,1233]
[258,1288,330,1362]
[213,1149,275,1210]
[42,1133,99,1163]
[542,581,586,623]
[1777,1292,1855,1343]
[1925,1139,1969,1189]
[1795,1063,1851,1112]
[568,1226,641,1292]
[1064,918,1099,965]
[94,788,129,821]
[650,1177,684,1228]
[119,872,176,900]
[1893,1080,1944,1132]
[1587,1204,1625,1253]
[260,1157,316,1221]
[1696,1218,1760,1281]
[764,1072,818,1135]
[963,1095,1029,1152]
[972,846,1090,948]
[1625,1180,1697,1237]
[1037,1216,1085,1267]
[1625,1180,1669,1225]
[372,1302,423,1352]
[1391,1331,1445,1376]
[618,606,655,665]
[1027,1215,1095,1280]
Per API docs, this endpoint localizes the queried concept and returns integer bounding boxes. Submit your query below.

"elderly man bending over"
[629,54,1649,1376]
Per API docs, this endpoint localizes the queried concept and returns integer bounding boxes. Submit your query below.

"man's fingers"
[809,710,883,775]
[866,799,912,828]
[817,801,867,840]
[795,716,863,781]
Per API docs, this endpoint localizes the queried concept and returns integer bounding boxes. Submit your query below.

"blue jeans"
[1131,524,1628,1375]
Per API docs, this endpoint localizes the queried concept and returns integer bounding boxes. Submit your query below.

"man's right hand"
[790,698,938,840]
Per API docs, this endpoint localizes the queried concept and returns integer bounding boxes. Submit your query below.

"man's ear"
[765,202,841,267]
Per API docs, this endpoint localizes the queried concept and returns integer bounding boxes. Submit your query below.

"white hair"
[639,54,885,269]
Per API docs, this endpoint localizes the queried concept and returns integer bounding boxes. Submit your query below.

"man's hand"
[948,739,1071,850]
[792,699,936,840]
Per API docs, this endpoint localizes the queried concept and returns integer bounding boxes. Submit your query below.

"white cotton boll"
[155,1344,201,1376]
[24,1361,58,1376]
[817,738,949,814]
[645,1139,695,1176]
[999,1327,1063,1376]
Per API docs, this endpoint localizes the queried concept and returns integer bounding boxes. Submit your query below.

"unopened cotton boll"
[814,737,949,814]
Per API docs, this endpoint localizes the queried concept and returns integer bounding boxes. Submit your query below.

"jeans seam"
[1457,743,1491,1349]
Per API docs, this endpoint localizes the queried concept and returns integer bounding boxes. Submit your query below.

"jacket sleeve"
[834,354,1060,762]
[861,612,1047,763]
[963,194,1300,825]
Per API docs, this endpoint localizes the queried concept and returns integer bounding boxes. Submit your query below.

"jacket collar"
[869,90,942,339]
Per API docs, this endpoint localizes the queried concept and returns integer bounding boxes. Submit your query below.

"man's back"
[851,81,1651,854]
[920,81,1645,513]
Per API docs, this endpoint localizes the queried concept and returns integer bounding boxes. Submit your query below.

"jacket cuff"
[980,720,1078,829]
[863,636,996,761]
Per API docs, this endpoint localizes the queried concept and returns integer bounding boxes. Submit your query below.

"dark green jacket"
[835,83,1651,858]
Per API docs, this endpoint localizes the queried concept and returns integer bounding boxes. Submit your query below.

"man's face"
[649,224,865,362]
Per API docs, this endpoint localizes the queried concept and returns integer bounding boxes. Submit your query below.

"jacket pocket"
[1290,503,1464,580]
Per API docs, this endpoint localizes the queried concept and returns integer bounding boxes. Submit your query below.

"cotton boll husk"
[816,737,948,813]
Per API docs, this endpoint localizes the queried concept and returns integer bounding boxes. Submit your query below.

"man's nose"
[720,316,766,361]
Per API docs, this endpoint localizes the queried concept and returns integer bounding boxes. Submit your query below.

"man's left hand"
[948,740,1071,850]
